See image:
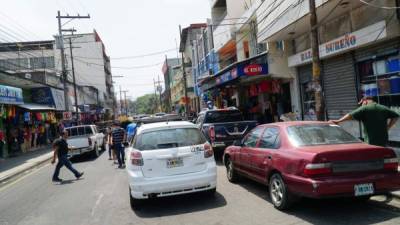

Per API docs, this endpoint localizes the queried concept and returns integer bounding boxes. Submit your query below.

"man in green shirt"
[331,96,399,147]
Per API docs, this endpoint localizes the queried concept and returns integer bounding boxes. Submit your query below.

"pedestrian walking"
[51,130,84,182]
[331,96,399,147]
[110,121,126,169]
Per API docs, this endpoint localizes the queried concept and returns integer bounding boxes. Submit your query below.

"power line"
[72,47,178,60]
[73,57,163,69]
[359,0,400,9]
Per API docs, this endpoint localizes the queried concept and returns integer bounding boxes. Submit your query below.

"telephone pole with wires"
[56,11,90,112]
[179,25,189,120]
[308,0,325,121]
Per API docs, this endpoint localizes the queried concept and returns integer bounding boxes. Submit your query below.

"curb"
[0,154,53,187]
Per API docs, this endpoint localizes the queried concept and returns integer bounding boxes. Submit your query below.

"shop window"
[358,53,400,142]
[302,81,317,121]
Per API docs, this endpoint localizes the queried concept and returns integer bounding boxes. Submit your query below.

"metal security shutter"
[323,53,358,120]
[355,38,400,62]
[297,65,312,83]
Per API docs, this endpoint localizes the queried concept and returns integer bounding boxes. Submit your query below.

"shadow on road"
[70,149,106,164]
[133,191,227,218]
[233,177,400,225]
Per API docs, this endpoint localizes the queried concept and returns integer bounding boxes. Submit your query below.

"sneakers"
[52,178,63,182]
[76,172,84,179]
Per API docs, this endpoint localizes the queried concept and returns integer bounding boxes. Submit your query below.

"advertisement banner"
[31,87,65,111]
[0,85,24,105]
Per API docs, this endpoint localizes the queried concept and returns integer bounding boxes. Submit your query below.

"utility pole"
[158,75,163,112]
[308,0,325,121]
[122,91,129,116]
[153,78,159,113]
[179,25,189,120]
[56,11,90,112]
[68,36,79,117]
[119,86,123,116]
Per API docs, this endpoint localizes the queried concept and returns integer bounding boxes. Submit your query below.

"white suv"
[126,121,217,209]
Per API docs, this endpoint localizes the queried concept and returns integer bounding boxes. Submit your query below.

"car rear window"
[134,128,206,151]
[66,126,92,137]
[287,124,360,146]
[204,110,243,123]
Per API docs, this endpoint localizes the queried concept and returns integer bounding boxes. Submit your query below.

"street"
[0,151,399,225]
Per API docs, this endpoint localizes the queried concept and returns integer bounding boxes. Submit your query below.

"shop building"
[179,23,208,113]
[162,57,181,112]
[257,0,400,144]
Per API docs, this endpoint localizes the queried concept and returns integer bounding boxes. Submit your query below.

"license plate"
[167,158,184,168]
[354,183,374,196]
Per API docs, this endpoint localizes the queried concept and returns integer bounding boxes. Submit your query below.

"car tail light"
[303,163,332,176]
[131,150,143,166]
[384,158,398,171]
[204,143,213,158]
[88,138,92,146]
[209,126,215,142]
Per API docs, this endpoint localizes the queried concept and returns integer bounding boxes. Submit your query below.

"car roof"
[259,121,331,128]
[65,125,93,129]
[137,121,197,134]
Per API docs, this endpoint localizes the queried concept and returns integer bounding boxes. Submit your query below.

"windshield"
[134,128,206,150]
[204,110,243,123]
[287,124,360,146]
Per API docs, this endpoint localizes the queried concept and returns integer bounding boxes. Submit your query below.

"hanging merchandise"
[249,84,258,96]
[259,81,272,93]
[36,112,42,121]
[271,80,282,94]
[0,104,4,118]
[24,112,31,122]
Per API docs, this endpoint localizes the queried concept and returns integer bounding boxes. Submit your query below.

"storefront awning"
[18,103,56,111]
[201,52,269,91]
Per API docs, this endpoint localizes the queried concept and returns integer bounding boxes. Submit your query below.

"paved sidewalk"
[0,146,53,184]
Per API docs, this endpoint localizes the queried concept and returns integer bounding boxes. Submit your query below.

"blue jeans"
[114,143,125,167]
[52,155,80,180]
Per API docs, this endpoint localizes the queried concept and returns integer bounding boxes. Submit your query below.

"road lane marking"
[91,193,104,216]
[0,163,51,192]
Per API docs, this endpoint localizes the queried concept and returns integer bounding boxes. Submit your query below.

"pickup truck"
[195,108,257,152]
[64,125,105,158]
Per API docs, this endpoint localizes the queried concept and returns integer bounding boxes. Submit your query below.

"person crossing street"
[51,130,84,182]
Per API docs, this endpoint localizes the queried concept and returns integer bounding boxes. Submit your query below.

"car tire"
[129,188,144,210]
[226,158,239,183]
[269,173,293,210]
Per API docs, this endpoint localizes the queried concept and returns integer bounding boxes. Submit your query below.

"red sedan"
[223,121,400,210]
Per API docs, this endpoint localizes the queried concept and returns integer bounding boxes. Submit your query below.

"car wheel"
[226,158,239,183]
[129,188,143,210]
[269,173,293,210]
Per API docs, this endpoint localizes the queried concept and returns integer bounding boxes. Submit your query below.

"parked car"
[223,121,400,210]
[64,125,105,158]
[196,108,257,152]
[126,121,217,209]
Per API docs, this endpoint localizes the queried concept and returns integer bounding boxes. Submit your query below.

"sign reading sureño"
[288,21,387,67]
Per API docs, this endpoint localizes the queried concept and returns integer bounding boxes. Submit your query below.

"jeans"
[114,143,125,167]
[52,155,80,180]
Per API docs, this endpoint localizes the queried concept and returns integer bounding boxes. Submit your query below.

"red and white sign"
[63,112,72,120]
[244,64,263,76]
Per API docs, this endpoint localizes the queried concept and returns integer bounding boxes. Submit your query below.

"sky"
[1,0,211,100]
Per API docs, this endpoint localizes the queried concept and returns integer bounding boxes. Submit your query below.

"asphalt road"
[1,151,400,225]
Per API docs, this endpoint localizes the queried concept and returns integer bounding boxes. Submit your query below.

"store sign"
[63,112,72,120]
[0,85,24,105]
[238,63,268,76]
[31,87,65,111]
[288,21,387,67]
[216,68,239,85]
